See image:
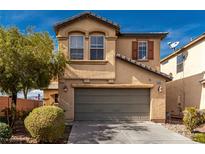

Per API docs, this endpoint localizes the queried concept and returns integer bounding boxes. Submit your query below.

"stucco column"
[84,34,89,60]
[150,82,166,123]
[57,36,69,58]
[58,79,74,122]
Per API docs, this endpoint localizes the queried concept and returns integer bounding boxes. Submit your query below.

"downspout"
[182,58,185,112]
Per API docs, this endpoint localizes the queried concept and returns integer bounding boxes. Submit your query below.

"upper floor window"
[90,36,104,60]
[70,35,84,60]
[138,41,148,60]
[161,60,169,65]
[176,53,184,73]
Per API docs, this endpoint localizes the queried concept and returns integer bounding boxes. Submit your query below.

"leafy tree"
[0,27,66,126]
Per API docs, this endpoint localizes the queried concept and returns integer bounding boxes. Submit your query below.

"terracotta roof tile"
[54,12,169,40]
[54,11,120,32]
[116,53,172,81]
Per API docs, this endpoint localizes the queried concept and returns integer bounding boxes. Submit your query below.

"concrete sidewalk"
[68,121,196,144]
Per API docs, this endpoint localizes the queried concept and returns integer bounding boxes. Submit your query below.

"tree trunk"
[6,96,11,125]
[23,88,28,99]
[10,92,17,127]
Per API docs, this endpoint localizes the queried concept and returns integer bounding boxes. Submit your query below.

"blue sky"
[0,10,205,58]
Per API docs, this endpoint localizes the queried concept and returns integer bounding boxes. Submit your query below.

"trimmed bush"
[16,110,31,121]
[0,122,12,143]
[183,107,205,131]
[24,106,65,143]
[193,133,205,143]
[199,109,205,123]
[0,117,7,123]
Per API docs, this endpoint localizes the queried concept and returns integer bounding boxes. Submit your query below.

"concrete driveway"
[68,121,196,144]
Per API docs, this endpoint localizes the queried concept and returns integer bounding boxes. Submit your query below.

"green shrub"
[183,107,205,131]
[24,106,65,143]
[0,122,12,143]
[193,133,205,143]
[16,110,31,121]
[0,117,7,123]
[199,109,205,123]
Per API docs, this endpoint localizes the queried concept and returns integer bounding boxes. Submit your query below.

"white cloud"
[167,24,202,42]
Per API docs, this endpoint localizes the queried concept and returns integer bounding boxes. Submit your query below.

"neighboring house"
[54,12,171,122]
[18,90,43,100]
[43,81,58,105]
[161,33,205,116]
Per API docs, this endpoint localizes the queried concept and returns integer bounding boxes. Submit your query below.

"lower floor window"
[90,49,104,60]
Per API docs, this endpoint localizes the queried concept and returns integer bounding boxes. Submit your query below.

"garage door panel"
[75,104,150,113]
[75,96,150,104]
[74,88,150,121]
[75,113,149,121]
[76,89,149,96]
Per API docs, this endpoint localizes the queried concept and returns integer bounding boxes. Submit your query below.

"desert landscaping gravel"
[162,123,192,139]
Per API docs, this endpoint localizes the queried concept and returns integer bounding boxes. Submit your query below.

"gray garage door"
[74,88,150,121]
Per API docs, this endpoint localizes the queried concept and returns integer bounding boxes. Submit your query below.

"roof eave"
[54,12,120,33]
[119,32,169,40]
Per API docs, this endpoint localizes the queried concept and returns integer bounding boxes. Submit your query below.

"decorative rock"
[162,123,192,139]
[193,124,205,133]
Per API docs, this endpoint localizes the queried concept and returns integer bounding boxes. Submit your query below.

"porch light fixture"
[158,86,162,93]
[63,85,68,92]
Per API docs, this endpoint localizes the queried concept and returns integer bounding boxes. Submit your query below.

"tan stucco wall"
[161,38,205,80]
[166,72,205,115]
[56,18,117,38]
[58,59,167,122]
[117,37,161,70]
[201,84,205,109]
[43,89,58,105]
[57,17,117,80]
[57,17,163,80]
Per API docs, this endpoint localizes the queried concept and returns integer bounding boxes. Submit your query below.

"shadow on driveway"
[68,121,196,144]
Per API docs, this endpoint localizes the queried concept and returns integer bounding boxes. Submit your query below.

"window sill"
[70,60,108,65]
[137,59,149,62]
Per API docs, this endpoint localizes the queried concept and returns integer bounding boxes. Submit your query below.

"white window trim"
[138,41,148,60]
[176,54,184,73]
[176,54,184,65]
[69,35,84,60]
[89,35,105,60]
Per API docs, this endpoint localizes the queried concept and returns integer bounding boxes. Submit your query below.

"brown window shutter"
[148,41,154,60]
[132,41,138,60]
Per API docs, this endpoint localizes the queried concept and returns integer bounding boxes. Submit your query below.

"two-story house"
[52,12,171,122]
[161,33,205,116]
